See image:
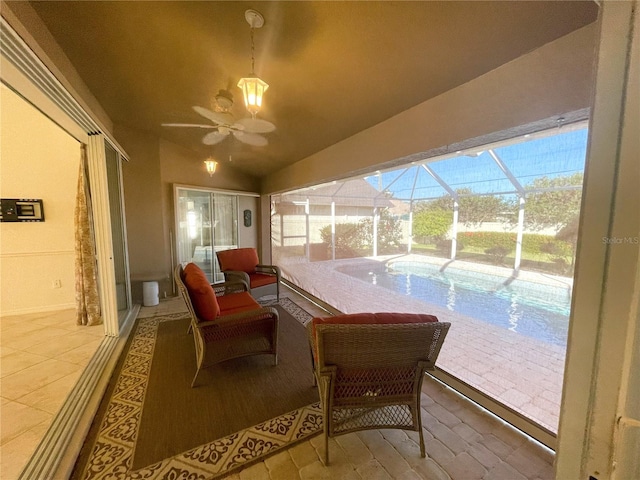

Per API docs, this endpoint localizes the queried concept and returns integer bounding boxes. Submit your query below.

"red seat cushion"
[217,291,261,316]
[217,248,259,274]
[183,263,220,321]
[248,272,277,288]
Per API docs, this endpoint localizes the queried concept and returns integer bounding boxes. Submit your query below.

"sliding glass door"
[86,134,132,335]
[104,142,130,324]
[175,187,239,283]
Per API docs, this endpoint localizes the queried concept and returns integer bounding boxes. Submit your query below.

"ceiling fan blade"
[192,106,233,125]
[202,131,227,145]
[162,123,217,129]
[234,131,268,147]
[236,117,276,133]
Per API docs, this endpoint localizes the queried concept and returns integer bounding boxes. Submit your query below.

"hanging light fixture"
[237,9,269,118]
[204,159,218,176]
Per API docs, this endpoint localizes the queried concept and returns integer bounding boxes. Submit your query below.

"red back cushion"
[183,263,220,321]
[312,312,439,328]
[217,248,259,274]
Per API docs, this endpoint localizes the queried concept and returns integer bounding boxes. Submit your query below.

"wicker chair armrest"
[417,360,434,373]
[213,279,249,296]
[306,321,317,372]
[207,306,279,327]
[222,270,250,285]
[306,321,316,348]
[256,264,281,278]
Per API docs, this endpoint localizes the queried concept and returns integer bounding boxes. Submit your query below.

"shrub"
[459,231,516,250]
[459,231,565,255]
[318,209,403,258]
[358,209,403,253]
[522,234,559,254]
[540,240,573,257]
[319,223,364,258]
[540,240,575,273]
[435,238,464,254]
[413,208,452,243]
[485,245,513,265]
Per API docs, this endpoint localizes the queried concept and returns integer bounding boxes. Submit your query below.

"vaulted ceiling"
[23,1,598,178]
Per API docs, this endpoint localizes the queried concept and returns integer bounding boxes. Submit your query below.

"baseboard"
[1,302,76,317]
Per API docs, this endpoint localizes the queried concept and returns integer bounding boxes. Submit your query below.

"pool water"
[337,261,571,346]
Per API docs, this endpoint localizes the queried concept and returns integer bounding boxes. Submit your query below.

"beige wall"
[262,24,597,195]
[115,125,164,300]
[238,195,258,251]
[0,85,79,315]
[115,124,260,299]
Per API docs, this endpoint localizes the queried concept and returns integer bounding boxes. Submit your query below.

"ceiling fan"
[162,89,276,147]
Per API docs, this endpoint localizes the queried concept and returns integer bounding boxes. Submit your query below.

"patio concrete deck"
[278,254,568,433]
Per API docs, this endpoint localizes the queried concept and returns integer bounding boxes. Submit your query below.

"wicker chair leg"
[273,353,278,366]
[324,431,330,466]
[417,404,426,457]
[322,396,330,465]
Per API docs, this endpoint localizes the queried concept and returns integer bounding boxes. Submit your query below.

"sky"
[366,127,589,201]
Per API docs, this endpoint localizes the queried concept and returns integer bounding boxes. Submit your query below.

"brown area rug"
[71,299,322,480]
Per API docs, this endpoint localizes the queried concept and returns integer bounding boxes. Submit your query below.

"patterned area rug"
[259,296,316,326]
[75,300,322,480]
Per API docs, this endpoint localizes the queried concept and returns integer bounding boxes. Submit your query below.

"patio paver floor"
[277,254,568,433]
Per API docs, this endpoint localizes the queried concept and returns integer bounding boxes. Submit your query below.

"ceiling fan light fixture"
[215,89,234,110]
[204,159,218,176]
[238,9,268,118]
[237,75,269,117]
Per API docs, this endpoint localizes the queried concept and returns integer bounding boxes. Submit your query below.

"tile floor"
[1,308,105,479]
[1,286,556,479]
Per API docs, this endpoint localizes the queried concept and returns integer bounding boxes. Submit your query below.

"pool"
[336,261,571,346]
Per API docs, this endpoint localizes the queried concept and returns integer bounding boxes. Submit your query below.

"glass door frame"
[173,184,259,283]
[87,134,133,336]
[104,141,132,326]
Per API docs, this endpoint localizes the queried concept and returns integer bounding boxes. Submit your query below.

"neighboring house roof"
[277,179,394,208]
[389,199,411,215]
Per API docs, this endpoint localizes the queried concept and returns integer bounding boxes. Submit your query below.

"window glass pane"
[105,142,129,317]
[176,189,214,281]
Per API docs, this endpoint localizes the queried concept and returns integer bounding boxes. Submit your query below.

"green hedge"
[458,232,516,250]
[458,231,570,255]
[522,234,563,253]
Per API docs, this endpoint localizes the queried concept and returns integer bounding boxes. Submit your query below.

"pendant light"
[204,159,218,176]
[237,9,269,118]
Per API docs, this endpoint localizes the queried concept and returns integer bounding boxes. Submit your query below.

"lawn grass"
[410,243,574,276]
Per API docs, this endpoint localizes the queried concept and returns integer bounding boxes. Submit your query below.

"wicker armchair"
[175,263,279,387]
[307,313,450,465]
[216,248,281,301]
